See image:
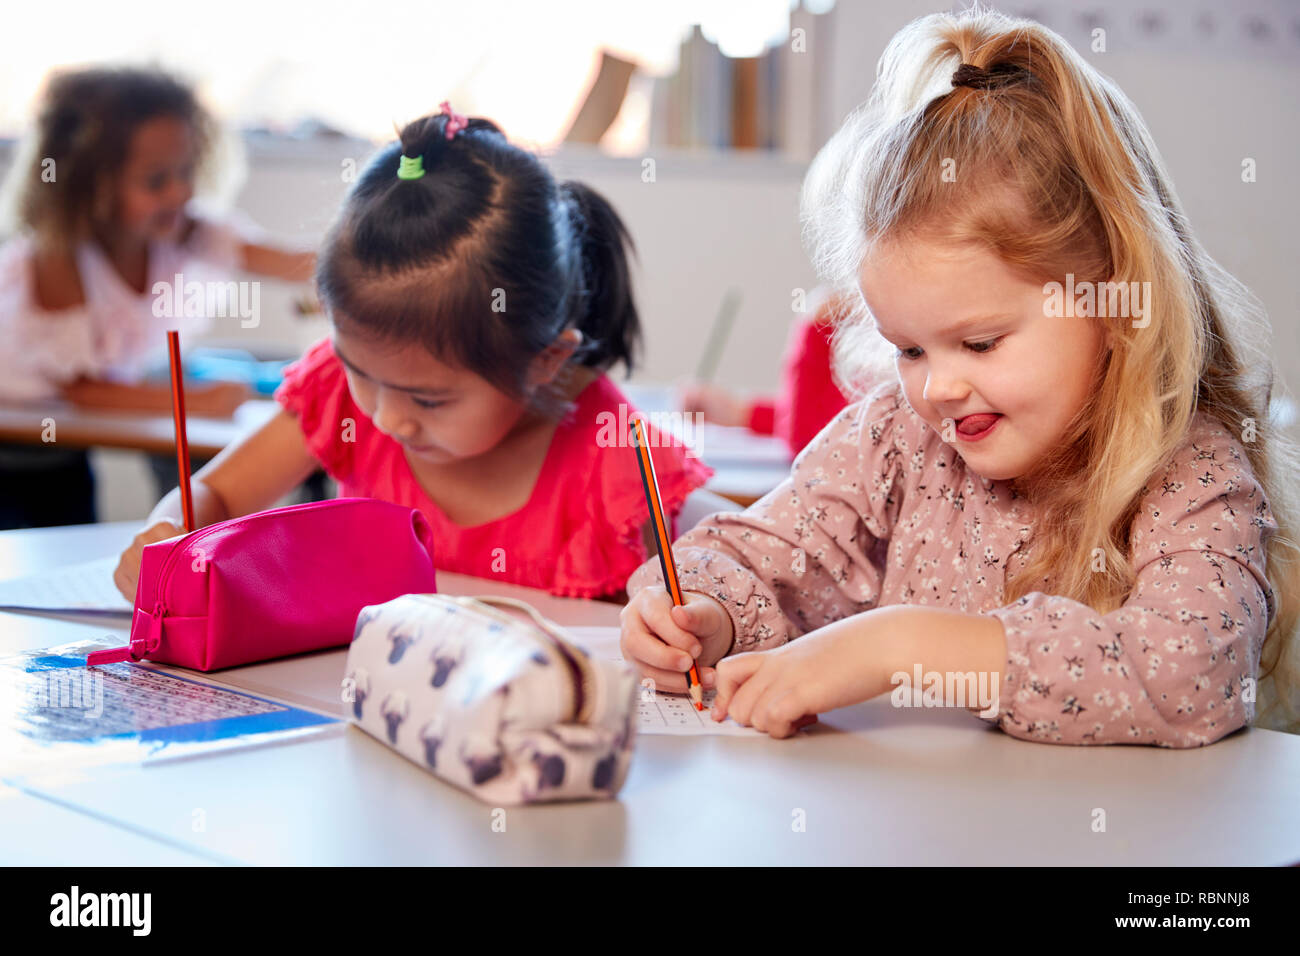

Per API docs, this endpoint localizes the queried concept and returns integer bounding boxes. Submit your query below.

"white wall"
[250,145,819,393]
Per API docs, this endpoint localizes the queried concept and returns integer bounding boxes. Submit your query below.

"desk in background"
[2,522,1298,866]
[0,389,794,507]
[0,399,278,459]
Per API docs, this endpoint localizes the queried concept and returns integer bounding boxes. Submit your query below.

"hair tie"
[397,154,425,180]
[951,62,1028,91]
[440,100,468,140]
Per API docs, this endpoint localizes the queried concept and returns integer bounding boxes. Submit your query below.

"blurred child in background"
[679,286,852,458]
[0,66,315,528]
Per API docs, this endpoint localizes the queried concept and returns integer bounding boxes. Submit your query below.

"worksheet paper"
[0,556,132,614]
[0,638,341,779]
[564,625,766,737]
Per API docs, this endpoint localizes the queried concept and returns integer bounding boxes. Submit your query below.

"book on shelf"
[643,3,832,157]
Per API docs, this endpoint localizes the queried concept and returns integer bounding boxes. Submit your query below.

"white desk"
[3,523,1300,865]
[0,784,216,865]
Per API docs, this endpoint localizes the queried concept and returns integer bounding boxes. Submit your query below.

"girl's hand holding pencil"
[627,415,715,708]
[619,587,735,695]
[620,588,821,737]
[114,520,186,600]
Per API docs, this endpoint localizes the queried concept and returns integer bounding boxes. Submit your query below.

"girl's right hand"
[113,520,186,601]
[619,586,735,694]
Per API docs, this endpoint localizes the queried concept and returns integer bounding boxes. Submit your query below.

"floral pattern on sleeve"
[626,382,910,651]
[624,378,1278,749]
[982,424,1277,748]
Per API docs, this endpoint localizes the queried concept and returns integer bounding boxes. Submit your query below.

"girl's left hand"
[711,625,876,738]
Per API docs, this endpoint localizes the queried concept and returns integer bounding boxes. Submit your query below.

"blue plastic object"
[183,348,292,395]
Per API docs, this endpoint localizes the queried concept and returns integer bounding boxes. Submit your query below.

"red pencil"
[629,416,703,710]
[166,330,196,532]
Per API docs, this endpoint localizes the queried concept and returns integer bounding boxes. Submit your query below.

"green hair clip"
[397,154,425,180]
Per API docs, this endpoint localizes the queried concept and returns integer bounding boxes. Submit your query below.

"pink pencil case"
[87,497,438,671]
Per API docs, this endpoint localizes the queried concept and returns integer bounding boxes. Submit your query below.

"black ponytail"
[316,111,642,416]
[559,181,640,374]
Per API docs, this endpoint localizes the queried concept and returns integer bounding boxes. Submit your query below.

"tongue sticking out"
[957,414,1000,435]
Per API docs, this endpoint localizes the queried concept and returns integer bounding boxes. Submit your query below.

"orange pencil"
[629,416,703,710]
[166,330,196,532]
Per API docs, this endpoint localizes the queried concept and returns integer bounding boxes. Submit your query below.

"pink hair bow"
[440,101,468,140]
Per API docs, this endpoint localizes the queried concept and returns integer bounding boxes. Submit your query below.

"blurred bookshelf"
[565,3,835,163]
[650,5,831,159]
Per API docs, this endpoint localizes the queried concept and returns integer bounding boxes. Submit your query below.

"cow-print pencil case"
[344,593,638,804]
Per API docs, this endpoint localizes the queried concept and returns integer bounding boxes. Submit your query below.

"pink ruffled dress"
[276,337,714,598]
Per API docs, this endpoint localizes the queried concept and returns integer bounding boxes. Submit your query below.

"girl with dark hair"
[115,104,711,601]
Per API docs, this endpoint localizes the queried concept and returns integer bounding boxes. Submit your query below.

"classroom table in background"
[0,390,794,507]
[0,399,279,459]
[2,522,1299,866]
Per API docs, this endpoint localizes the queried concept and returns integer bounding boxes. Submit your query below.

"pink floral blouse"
[626,381,1278,748]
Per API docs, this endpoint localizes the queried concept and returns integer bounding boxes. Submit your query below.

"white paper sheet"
[0,556,132,614]
[564,625,766,736]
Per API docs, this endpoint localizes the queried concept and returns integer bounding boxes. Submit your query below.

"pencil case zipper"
[86,499,355,667]
[410,594,595,725]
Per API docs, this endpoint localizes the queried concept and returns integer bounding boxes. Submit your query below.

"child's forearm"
[826,605,1008,711]
[146,479,231,530]
[240,243,316,282]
